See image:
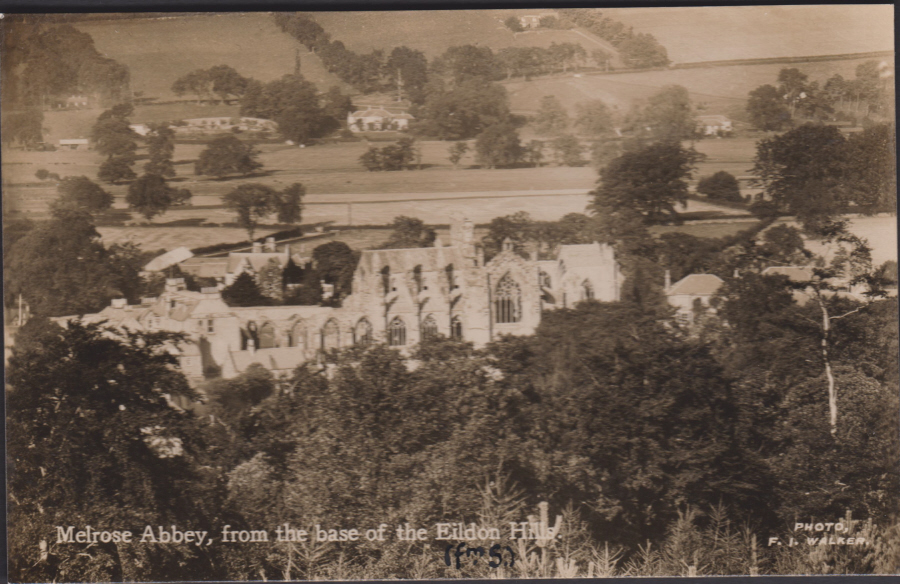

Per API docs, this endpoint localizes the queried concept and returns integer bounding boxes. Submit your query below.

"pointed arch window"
[582,279,595,301]
[451,316,463,340]
[421,314,438,339]
[259,322,276,348]
[494,274,522,324]
[388,316,407,346]
[291,321,306,350]
[322,319,340,351]
[355,318,373,346]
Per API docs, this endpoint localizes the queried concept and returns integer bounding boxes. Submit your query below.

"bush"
[697,171,742,203]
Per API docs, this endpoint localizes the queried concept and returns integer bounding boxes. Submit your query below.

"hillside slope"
[74,13,351,102]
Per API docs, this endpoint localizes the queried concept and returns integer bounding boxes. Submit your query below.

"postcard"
[2,6,897,581]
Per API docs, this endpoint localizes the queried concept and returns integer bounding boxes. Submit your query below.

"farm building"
[347,108,414,132]
[171,117,278,136]
[665,272,723,326]
[519,11,559,28]
[58,139,89,151]
[696,115,733,136]
[62,219,623,382]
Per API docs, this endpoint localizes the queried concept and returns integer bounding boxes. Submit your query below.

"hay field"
[504,56,891,116]
[73,13,349,102]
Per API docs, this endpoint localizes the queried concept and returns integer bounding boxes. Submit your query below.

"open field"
[605,5,893,64]
[315,10,618,61]
[504,56,891,116]
[72,13,349,102]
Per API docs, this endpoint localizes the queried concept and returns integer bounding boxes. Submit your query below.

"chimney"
[165,278,185,293]
[252,241,263,253]
[248,338,256,354]
[265,237,276,252]
[664,270,672,292]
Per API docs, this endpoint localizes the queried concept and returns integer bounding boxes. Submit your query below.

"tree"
[533,95,569,136]
[504,15,524,33]
[433,45,497,84]
[618,33,669,68]
[6,320,219,583]
[592,48,613,71]
[221,271,271,307]
[144,124,176,178]
[845,123,897,214]
[275,183,305,225]
[418,78,512,140]
[54,176,113,214]
[239,74,337,144]
[640,85,696,141]
[481,211,534,260]
[207,364,275,423]
[381,216,436,249]
[696,171,742,203]
[475,122,523,168]
[312,241,358,303]
[778,67,808,118]
[222,183,278,240]
[98,155,137,184]
[1,108,44,147]
[359,147,382,172]
[590,140,700,224]
[526,139,545,167]
[321,86,353,123]
[172,69,213,103]
[551,134,584,166]
[257,258,285,302]
[195,135,262,178]
[448,141,469,169]
[91,103,138,183]
[747,84,791,131]
[126,174,192,221]
[206,64,250,101]
[574,99,614,137]
[750,124,849,231]
[386,46,429,104]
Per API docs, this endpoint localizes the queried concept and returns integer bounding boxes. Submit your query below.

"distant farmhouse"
[58,138,89,151]
[696,115,733,136]
[519,11,559,29]
[347,108,414,132]
[172,117,278,137]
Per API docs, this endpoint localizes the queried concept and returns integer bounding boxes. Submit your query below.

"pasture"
[504,56,892,116]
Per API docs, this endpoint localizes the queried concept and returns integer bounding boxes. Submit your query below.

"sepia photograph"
[2,5,898,581]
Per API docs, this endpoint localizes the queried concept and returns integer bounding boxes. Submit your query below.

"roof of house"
[557,243,614,268]
[229,347,308,374]
[762,266,815,282]
[697,115,731,124]
[350,108,395,118]
[144,247,194,272]
[59,139,89,144]
[667,274,724,296]
[179,257,230,278]
[392,113,415,120]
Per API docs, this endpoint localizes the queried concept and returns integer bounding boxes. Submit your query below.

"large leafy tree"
[533,95,569,136]
[386,46,429,104]
[475,122,523,169]
[222,183,278,240]
[91,103,138,183]
[380,216,436,249]
[194,135,262,178]
[144,124,176,178]
[697,171,742,203]
[126,174,192,221]
[239,74,338,144]
[53,176,113,214]
[6,320,221,582]
[747,84,791,131]
[590,140,700,224]
[275,182,305,225]
[574,99,614,137]
[418,78,512,140]
[638,84,696,141]
[221,271,271,307]
[4,209,141,316]
[311,241,359,304]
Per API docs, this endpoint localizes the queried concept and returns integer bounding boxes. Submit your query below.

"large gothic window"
[494,274,522,324]
[582,279,595,301]
[322,319,340,351]
[291,321,306,350]
[451,316,463,340]
[421,314,438,339]
[259,322,276,348]
[355,318,373,346]
[388,316,406,346]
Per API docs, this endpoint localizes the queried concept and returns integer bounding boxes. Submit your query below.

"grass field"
[73,13,350,102]
[504,56,891,116]
[605,5,893,64]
